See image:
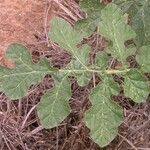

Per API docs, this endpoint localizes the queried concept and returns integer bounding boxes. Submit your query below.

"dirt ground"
[0,0,150,150]
[0,0,51,67]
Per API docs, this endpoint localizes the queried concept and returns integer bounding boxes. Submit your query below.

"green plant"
[113,0,150,47]
[0,2,149,148]
[75,0,105,37]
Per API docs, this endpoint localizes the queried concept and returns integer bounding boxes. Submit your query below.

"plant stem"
[59,68,130,75]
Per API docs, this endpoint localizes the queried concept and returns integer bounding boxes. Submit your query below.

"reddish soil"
[0,0,52,66]
[0,0,48,49]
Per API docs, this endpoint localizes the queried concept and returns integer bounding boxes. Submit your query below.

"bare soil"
[0,0,150,150]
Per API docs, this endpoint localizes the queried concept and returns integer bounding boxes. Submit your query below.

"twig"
[56,126,59,150]
[51,0,77,21]
[26,126,44,137]
[44,2,52,47]
[118,133,137,150]
[21,105,37,129]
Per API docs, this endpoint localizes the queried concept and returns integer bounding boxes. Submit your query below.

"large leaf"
[49,17,93,86]
[1,15,150,148]
[75,0,105,37]
[113,0,150,47]
[85,76,123,147]
[136,45,150,73]
[49,17,90,68]
[123,69,149,102]
[99,3,136,63]
[37,74,71,128]
[0,44,55,99]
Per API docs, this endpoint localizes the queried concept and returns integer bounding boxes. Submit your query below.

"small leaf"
[66,45,92,86]
[37,74,71,128]
[85,76,123,147]
[75,0,105,37]
[106,46,136,63]
[49,17,82,51]
[0,43,56,99]
[103,76,120,95]
[99,3,136,63]
[113,0,134,13]
[136,45,150,73]
[123,69,149,102]
[95,51,109,70]
[76,72,92,86]
[75,18,97,37]
[80,0,104,13]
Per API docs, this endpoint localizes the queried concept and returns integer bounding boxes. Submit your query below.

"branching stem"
[59,68,130,74]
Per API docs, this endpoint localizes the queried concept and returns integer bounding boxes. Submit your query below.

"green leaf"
[76,72,92,87]
[99,3,136,63]
[37,74,71,128]
[113,0,134,13]
[49,17,94,86]
[136,45,150,73]
[0,43,56,99]
[85,76,123,147]
[123,69,149,102]
[49,17,82,51]
[49,17,90,70]
[113,0,150,47]
[80,0,104,12]
[106,46,136,63]
[75,0,105,37]
[95,52,109,70]
[132,1,150,47]
[75,18,97,37]
[66,45,92,86]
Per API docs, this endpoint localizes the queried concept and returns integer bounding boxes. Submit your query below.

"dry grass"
[0,0,150,150]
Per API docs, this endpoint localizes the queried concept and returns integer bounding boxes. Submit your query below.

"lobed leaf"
[66,45,92,86]
[79,0,104,12]
[95,51,109,70]
[113,0,134,13]
[49,17,94,86]
[113,0,150,47]
[75,18,98,37]
[136,45,150,73]
[123,69,149,102]
[75,0,105,37]
[37,74,71,128]
[1,12,149,148]
[99,3,136,63]
[0,44,56,99]
[85,76,123,147]
[48,17,82,51]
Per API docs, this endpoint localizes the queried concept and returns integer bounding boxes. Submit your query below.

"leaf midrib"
[0,70,52,79]
[0,68,131,80]
[55,22,89,71]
